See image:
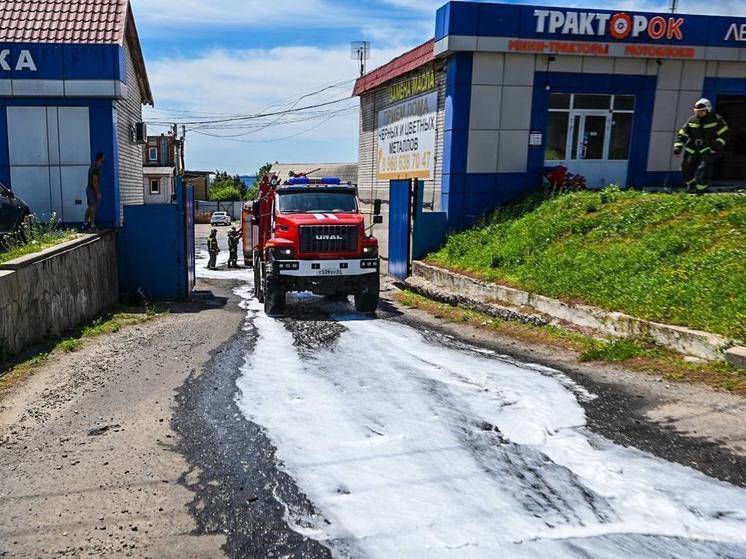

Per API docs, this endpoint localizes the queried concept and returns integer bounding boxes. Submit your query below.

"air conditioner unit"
[133,122,147,144]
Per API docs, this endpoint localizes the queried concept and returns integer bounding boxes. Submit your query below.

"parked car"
[210,211,232,226]
[0,182,30,238]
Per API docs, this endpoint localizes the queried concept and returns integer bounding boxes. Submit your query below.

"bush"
[429,189,746,340]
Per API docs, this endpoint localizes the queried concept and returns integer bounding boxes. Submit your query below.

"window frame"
[148,147,158,162]
[545,94,635,162]
[150,178,160,195]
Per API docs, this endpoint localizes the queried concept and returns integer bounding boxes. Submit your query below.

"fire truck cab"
[242,174,383,316]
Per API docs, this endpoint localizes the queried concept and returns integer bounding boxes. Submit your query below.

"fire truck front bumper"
[273,258,379,277]
[270,258,380,295]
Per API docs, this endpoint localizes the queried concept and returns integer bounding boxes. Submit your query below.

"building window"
[148,147,158,161]
[150,179,160,194]
[545,112,569,161]
[545,94,635,162]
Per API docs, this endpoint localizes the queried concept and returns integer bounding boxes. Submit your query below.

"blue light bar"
[286,177,309,185]
[285,177,343,185]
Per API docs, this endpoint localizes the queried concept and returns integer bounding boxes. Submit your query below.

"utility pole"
[670,0,678,13]
[180,125,186,175]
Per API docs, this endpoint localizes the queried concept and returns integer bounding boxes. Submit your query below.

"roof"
[353,39,435,97]
[270,163,358,185]
[183,170,215,177]
[0,0,153,104]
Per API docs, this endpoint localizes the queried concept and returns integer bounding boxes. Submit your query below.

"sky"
[130,0,739,175]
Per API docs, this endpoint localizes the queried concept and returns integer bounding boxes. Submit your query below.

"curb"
[411,261,744,363]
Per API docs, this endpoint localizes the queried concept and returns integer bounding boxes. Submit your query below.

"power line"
[144,75,358,126]
[145,95,356,127]
[190,108,354,144]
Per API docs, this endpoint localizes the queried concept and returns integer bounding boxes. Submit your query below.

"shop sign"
[533,9,685,41]
[377,91,437,180]
[390,70,436,103]
[725,23,746,42]
[0,49,37,72]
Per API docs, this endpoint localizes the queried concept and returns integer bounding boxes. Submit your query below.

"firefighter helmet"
[694,98,712,112]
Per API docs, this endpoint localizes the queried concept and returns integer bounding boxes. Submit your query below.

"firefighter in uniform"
[227,226,242,268]
[207,228,220,270]
[673,98,728,193]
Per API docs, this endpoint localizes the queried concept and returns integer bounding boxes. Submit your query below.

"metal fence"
[194,201,245,221]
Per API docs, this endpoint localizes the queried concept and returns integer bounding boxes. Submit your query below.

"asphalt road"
[1,227,745,558]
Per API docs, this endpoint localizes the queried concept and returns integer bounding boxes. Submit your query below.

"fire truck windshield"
[277,191,358,214]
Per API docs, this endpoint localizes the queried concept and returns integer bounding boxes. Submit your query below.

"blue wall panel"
[442,53,473,224]
[0,98,118,227]
[703,77,746,104]
[89,102,119,228]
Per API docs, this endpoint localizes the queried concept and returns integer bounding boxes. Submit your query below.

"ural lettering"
[0,49,37,72]
[533,9,685,41]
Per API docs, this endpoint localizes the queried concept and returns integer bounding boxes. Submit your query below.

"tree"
[246,162,274,201]
[209,171,244,201]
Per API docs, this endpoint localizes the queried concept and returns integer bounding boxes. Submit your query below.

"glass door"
[568,111,611,187]
[545,94,633,188]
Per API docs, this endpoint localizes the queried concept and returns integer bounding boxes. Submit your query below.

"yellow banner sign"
[390,70,436,103]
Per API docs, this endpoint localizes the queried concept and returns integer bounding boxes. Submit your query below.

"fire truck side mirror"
[373,198,382,215]
[251,200,260,222]
[373,215,383,225]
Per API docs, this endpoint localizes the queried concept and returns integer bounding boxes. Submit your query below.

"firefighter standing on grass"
[673,98,728,193]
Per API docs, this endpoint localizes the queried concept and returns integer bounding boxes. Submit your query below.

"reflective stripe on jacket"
[674,112,728,153]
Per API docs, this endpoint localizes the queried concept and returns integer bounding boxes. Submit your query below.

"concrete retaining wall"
[0,233,119,355]
[412,261,740,362]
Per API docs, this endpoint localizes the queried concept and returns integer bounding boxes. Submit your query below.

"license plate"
[318,268,342,276]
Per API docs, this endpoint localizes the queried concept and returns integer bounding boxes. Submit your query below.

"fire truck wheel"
[354,274,379,314]
[253,259,264,303]
[264,274,286,316]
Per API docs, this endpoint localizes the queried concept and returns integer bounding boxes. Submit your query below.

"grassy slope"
[429,189,746,341]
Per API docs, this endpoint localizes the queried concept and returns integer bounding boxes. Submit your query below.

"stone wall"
[0,233,119,356]
[411,261,741,362]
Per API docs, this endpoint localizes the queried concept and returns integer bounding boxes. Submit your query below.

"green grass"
[579,338,656,362]
[396,289,746,394]
[58,338,83,353]
[0,232,78,265]
[429,188,746,340]
[0,213,78,265]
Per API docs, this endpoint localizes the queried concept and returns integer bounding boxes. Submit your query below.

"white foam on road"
[195,248,251,281]
[235,290,746,558]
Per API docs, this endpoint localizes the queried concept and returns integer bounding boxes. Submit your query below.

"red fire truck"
[242,174,383,315]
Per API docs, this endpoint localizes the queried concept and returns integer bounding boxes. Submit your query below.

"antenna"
[670,0,678,13]
[351,41,370,77]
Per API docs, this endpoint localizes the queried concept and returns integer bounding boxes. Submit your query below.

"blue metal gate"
[388,179,412,281]
[118,176,195,300]
[180,177,196,294]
